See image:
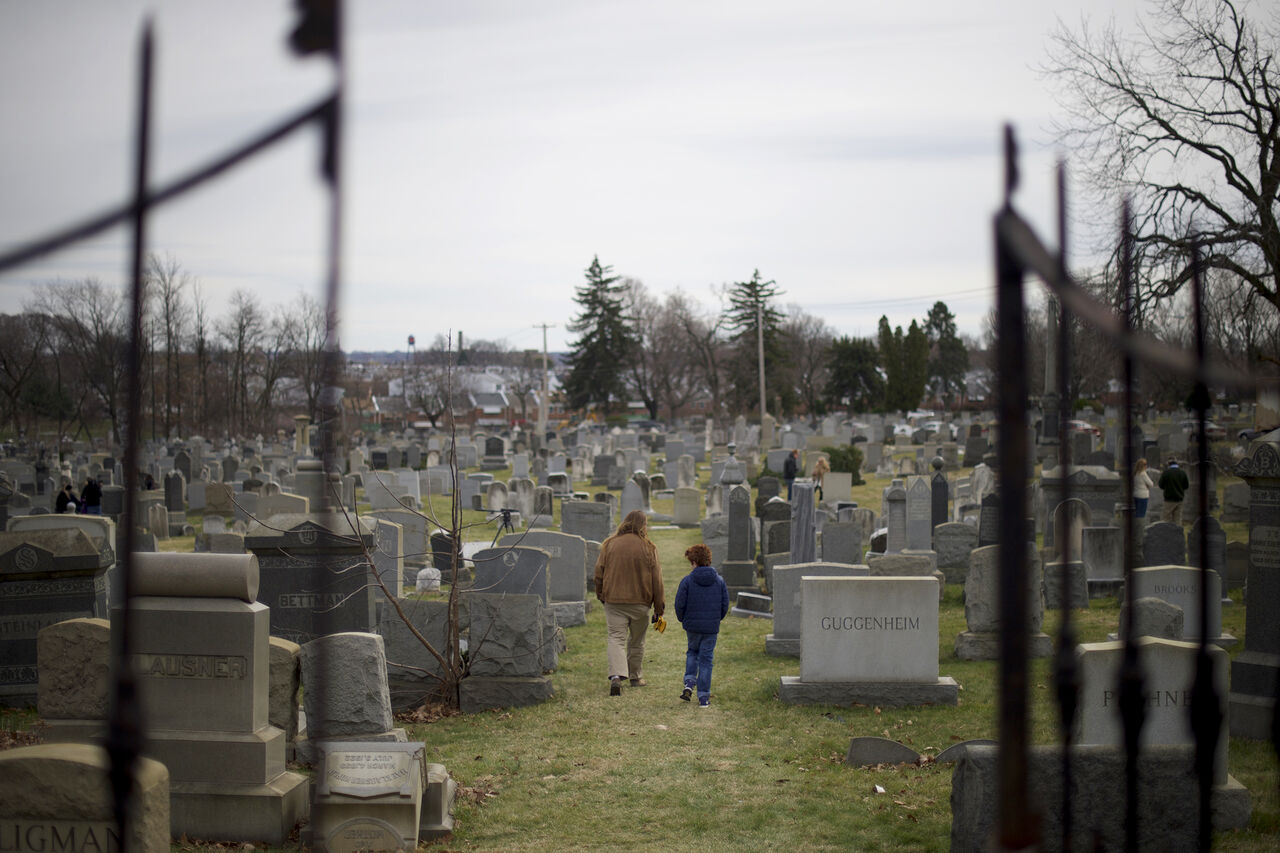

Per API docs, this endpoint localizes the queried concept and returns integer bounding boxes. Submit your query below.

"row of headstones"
[762,554,1248,837]
[27,553,458,847]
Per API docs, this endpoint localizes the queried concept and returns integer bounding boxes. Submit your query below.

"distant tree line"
[560,255,976,422]
[0,254,329,443]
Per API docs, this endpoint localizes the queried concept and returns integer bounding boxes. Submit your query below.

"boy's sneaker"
[680,686,693,702]
[609,677,623,697]
[699,697,710,708]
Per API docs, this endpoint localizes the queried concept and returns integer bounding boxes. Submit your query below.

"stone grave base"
[39,719,106,744]
[550,600,586,627]
[1107,631,1237,648]
[147,727,287,785]
[778,675,958,707]
[1087,578,1124,599]
[169,774,309,845]
[730,592,771,619]
[422,763,458,840]
[763,634,800,657]
[460,675,553,713]
[954,631,1053,661]
[719,559,756,589]
[950,744,1251,850]
[294,728,408,766]
[1228,690,1276,740]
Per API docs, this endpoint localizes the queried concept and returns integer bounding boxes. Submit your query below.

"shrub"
[822,445,864,485]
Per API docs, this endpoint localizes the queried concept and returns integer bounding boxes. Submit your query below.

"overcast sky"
[0,0,1145,355]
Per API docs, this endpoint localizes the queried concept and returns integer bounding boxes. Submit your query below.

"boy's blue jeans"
[683,630,718,701]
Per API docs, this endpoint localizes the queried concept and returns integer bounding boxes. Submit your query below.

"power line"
[806,286,990,309]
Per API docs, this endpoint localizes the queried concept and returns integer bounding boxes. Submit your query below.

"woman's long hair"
[615,509,649,538]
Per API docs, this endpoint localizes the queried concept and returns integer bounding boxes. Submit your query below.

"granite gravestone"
[1227,427,1277,740]
[764,562,869,657]
[0,530,108,707]
[778,576,957,706]
[125,552,308,842]
[245,513,378,644]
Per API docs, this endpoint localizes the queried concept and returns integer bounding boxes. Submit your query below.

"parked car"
[921,420,958,440]
[1065,419,1101,437]
[1178,419,1227,439]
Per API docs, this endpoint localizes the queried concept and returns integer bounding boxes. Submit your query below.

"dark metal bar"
[1188,244,1221,852]
[1051,162,1080,851]
[108,18,153,842]
[1115,201,1146,853]
[994,213,1275,394]
[0,95,335,275]
[994,125,1036,851]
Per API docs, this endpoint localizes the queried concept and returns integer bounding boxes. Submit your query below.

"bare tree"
[145,253,192,438]
[783,306,833,422]
[33,280,129,444]
[669,290,728,424]
[281,292,330,423]
[1045,0,1280,353]
[217,289,265,435]
[623,279,662,420]
[0,313,48,435]
[190,280,215,433]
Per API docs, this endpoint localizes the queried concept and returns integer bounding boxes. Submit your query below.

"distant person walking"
[55,483,78,514]
[811,456,830,502]
[675,543,728,708]
[783,449,798,501]
[1157,457,1190,524]
[594,510,665,696]
[1132,458,1153,520]
[80,477,102,515]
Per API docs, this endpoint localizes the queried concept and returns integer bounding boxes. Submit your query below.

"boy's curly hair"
[684,543,713,566]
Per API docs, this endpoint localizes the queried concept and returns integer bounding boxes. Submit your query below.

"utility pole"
[533,323,556,442]
[757,300,767,420]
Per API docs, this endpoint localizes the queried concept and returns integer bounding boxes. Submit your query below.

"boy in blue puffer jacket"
[674,543,729,707]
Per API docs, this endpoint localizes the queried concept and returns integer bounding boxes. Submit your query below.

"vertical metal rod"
[1115,201,1146,853]
[109,17,153,843]
[995,125,1035,850]
[1188,244,1220,853]
[1052,162,1079,850]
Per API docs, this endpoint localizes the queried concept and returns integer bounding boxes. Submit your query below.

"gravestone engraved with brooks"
[245,513,378,644]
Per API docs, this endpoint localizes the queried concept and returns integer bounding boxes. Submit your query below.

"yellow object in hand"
[653,616,667,633]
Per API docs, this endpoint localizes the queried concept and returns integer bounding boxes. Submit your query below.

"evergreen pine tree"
[562,256,635,415]
[723,270,792,414]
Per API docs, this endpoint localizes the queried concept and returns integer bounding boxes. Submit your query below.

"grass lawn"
[397,519,1277,852]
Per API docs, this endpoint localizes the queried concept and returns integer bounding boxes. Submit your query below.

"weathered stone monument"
[955,544,1052,660]
[126,552,308,842]
[0,743,170,853]
[245,513,378,644]
[0,529,109,707]
[764,562,868,657]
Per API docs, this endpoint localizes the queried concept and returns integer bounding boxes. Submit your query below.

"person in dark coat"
[80,477,102,515]
[55,483,78,513]
[674,543,729,707]
[783,449,798,501]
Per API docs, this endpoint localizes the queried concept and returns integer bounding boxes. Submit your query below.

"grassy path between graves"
[396,521,1277,853]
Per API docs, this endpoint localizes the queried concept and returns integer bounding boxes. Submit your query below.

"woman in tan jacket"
[594,510,666,696]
